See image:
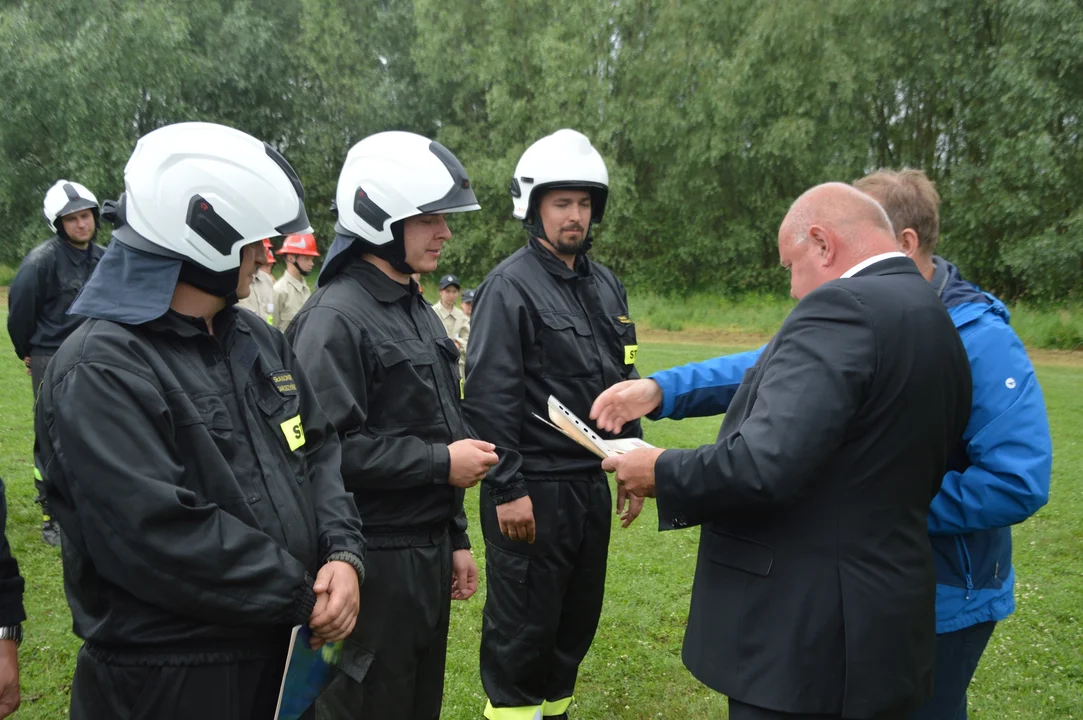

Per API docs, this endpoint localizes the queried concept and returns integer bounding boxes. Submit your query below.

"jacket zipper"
[956,536,974,599]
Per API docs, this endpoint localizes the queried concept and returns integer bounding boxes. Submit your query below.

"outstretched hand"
[590,379,663,433]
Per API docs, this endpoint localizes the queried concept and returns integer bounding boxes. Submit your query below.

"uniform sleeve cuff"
[450,531,471,551]
[488,478,529,505]
[325,551,366,587]
[431,443,451,484]
[292,575,318,626]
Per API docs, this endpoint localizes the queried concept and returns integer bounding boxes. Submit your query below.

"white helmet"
[510,129,609,225]
[43,180,99,232]
[335,131,480,245]
[119,122,311,273]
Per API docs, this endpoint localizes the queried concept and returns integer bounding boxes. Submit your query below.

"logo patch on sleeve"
[617,315,633,324]
[272,372,297,395]
[281,415,305,451]
[624,344,638,364]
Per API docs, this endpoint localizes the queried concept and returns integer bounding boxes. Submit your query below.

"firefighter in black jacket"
[463,129,644,720]
[7,180,104,546]
[287,131,498,720]
[34,122,366,720]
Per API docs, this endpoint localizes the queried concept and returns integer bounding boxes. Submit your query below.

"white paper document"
[532,395,655,460]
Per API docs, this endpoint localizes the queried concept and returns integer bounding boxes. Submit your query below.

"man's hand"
[602,447,666,499]
[0,640,19,718]
[308,560,360,649]
[22,357,30,377]
[451,549,478,600]
[616,484,645,529]
[496,495,536,543]
[590,379,663,433]
[448,439,499,489]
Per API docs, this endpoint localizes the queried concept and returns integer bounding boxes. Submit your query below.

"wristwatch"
[0,626,21,646]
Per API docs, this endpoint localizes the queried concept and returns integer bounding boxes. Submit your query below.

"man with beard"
[7,179,105,546]
[274,232,319,330]
[287,131,498,720]
[462,129,643,720]
[34,122,365,719]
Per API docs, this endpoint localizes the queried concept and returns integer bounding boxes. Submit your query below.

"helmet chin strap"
[290,258,313,277]
[362,220,417,275]
[177,261,242,307]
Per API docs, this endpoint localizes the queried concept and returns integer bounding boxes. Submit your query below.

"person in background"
[7,179,104,546]
[432,274,468,352]
[274,232,319,330]
[457,288,475,379]
[0,478,25,719]
[237,238,276,324]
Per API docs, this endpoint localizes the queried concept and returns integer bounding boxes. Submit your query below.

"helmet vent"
[186,194,243,256]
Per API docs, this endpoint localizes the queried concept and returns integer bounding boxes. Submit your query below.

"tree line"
[1,0,1080,301]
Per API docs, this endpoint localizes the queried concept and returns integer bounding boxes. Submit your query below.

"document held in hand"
[533,395,655,460]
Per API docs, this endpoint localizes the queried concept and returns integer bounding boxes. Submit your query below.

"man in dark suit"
[600,183,972,720]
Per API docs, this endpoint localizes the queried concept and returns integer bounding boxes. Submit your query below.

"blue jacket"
[648,258,1052,633]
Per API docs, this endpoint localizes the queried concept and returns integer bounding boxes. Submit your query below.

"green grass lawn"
[1,326,1080,718]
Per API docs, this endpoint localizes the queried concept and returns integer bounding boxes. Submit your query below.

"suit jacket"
[655,257,972,718]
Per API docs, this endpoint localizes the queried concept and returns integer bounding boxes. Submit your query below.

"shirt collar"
[841,251,907,279]
[284,271,308,292]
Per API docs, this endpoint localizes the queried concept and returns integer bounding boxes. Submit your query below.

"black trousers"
[30,353,52,505]
[316,531,452,720]
[909,621,997,720]
[480,475,611,717]
[729,698,908,720]
[69,645,294,720]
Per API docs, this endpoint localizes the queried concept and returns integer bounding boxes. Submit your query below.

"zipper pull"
[965,573,973,600]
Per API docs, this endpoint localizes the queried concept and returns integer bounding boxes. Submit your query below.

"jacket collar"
[144,306,245,339]
[342,258,419,305]
[527,235,591,280]
[849,255,921,279]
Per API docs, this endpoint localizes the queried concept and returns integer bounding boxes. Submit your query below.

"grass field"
[0,320,1080,718]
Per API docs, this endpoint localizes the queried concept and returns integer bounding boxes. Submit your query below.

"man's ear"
[808,224,836,267]
[898,228,921,258]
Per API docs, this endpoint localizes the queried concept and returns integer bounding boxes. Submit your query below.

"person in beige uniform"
[431,270,465,346]
[237,238,276,324]
[457,288,475,379]
[274,232,318,330]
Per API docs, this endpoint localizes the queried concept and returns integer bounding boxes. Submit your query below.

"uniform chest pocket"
[611,316,639,370]
[253,373,306,481]
[537,312,596,379]
[371,339,440,428]
[435,336,461,381]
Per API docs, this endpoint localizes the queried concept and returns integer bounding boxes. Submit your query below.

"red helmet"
[277,233,320,257]
[261,238,275,264]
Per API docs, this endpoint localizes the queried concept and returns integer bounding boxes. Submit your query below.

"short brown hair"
[853,169,941,255]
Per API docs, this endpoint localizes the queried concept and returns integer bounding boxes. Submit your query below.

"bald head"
[778,182,901,300]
